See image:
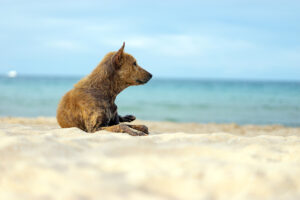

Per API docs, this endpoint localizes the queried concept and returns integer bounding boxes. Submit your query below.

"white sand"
[1,117,300,200]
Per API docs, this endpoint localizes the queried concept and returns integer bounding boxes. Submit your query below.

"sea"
[0,76,300,126]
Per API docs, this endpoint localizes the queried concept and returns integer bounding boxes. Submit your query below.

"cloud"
[44,40,87,51]
[101,34,256,58]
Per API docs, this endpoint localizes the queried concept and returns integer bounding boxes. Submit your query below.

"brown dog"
[56,42,152,136]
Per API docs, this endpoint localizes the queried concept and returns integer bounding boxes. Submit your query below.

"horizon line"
[1,74,300,83]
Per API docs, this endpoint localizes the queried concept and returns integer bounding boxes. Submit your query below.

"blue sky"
[0,0,300,80]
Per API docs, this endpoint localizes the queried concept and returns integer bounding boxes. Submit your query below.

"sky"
[0,0,300,80]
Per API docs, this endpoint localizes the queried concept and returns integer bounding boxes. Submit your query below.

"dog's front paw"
[128,129,148,136]
[122,115,136,122]
[127,125,148,134]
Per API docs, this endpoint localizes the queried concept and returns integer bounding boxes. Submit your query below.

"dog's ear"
[112,42,125,68]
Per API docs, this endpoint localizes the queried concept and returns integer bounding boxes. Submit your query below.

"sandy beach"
[1,117,300,200]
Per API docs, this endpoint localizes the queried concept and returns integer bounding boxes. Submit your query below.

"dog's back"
[57,89,85,130]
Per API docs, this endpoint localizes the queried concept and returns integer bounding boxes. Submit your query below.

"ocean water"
[0,76,300,126]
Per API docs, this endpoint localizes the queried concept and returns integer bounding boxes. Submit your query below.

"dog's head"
[111,42,152,86]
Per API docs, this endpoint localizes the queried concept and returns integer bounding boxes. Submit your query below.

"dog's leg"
[100,124,148,136]
[83,111,108,133]
[119,115,136,122]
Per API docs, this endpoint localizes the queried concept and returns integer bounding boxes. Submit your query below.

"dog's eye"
[133,61,137,66]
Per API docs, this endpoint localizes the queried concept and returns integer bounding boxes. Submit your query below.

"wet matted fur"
[56,42,152,136]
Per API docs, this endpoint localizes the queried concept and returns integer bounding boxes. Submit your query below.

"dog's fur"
[56,42,152,136]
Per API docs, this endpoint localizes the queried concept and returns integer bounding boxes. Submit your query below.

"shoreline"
[1,116,300,136]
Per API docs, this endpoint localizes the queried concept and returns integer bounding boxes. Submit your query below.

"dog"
[56,42,152,136]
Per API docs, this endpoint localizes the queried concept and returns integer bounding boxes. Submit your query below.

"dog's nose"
[149,73,152,79]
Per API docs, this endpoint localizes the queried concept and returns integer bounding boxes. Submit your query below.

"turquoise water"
[0,76,300,126]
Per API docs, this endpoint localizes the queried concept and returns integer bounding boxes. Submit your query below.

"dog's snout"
[149,73,152,79]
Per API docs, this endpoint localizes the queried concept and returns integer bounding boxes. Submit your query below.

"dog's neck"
[93,75,128,99]
[74,54,130,100]
[74,71,128,100]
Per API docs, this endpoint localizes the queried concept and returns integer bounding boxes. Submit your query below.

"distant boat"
[7,70,17,78]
